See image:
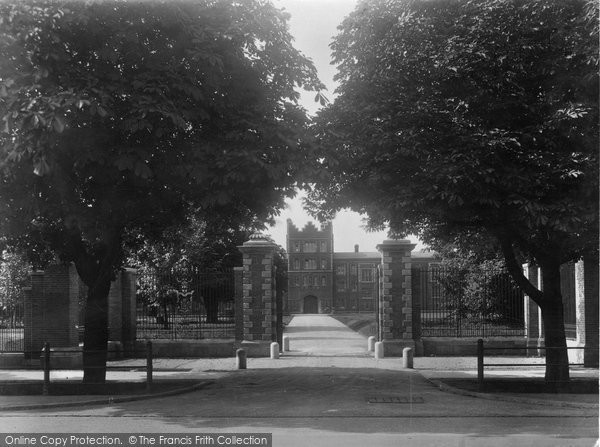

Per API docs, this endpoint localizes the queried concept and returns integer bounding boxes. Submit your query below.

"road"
[0,315,597,447]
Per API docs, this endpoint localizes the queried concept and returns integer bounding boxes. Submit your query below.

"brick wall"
[376,240,416,356]
[23,264,138,357]
[239,238,277,343]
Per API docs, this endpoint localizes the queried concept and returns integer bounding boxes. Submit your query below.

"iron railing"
[136,267,235,340]
[413,267,525,337]
[0,298,24,352]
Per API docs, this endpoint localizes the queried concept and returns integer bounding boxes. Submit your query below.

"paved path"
[283,314,369,357]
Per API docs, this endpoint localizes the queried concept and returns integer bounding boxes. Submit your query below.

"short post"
[236,349,247,369]
[477,338,484,391]
[402,347,413,369]
[374,341,384,359]
[367,336,376,352]
[270,342,280,359]
[146,340,153,391]
[282,336,290,352]
[42,342,50,396]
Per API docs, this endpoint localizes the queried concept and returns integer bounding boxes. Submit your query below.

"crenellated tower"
[286,219,334,313]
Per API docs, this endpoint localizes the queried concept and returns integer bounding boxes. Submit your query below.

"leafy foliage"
[309,0,598,264]
[435,255,523,324]
[0,1,322,275]
[127,212,257,271]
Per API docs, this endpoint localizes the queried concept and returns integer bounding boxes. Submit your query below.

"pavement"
[0,314,597,412]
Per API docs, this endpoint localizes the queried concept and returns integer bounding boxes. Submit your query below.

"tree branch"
[498,234,544,305]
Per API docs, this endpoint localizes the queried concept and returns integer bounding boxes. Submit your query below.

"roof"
[334,252,380,260]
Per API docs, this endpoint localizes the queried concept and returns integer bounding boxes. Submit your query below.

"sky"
[264,0,419,253]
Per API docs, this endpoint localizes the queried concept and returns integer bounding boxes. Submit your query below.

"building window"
[321,276,326,286]
[320,241,327,252]
[304,259,317,270]
[336,265,346,275]
[294,241,300,252]
[350,264,357,275]
[304,241,317,252]
[313,276,319,286]
[303,276,308,287]
[293,259,300,270]
[336,275,346,291]
[320,259,327,269]
[360,266,374,282]
[294,275,300,286]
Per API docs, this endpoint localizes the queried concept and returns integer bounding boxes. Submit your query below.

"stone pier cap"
[376,239,417,252]
[238,233,277,249]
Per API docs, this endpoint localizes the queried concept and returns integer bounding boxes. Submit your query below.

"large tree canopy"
[0,0,323,381]
[308,0,598,386]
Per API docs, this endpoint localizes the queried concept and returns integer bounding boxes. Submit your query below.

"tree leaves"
[0,0,322,274]
[52,115,64,133]
[310,0,598,265]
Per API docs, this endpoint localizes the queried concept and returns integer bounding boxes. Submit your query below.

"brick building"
[286,219,435,314]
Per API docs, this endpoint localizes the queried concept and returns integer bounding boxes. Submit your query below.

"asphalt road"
[0,315,597,447]
[1,414,596,447]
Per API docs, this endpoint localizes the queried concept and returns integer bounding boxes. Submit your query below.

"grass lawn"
[330,313,377,338]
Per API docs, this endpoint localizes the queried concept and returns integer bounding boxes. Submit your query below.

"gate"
[413,266,525,337]
[136,266,235,340]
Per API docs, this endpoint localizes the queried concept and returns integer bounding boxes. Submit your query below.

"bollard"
[236,349,247,369]
[42,342,50,396]
[477,338,484,391]
[282,336,290,353]
[374,341,384,359]
[146,340,153,391]
[367,336,376,352]
[270,342,280,359]
[402,347,413,369]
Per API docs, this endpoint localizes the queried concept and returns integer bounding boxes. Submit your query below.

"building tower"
[286,219,334,313]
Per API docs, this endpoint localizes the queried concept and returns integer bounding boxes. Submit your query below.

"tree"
[0,0,322,382]
[129,211,259,325]
[129,211,260,272]
[307,0,598,387]
[432,251,523,328]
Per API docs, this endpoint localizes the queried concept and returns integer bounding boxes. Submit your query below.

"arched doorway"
[303,295,318,314]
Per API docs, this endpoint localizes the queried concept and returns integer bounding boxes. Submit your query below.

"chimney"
[354,244,359,253]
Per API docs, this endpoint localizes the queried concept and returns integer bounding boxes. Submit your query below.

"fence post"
[477,338,484,391]
[146,340,153,391]
[270,342,280,359]
[282,336,290,353]
[236,349,247,369]
[402,347,413,369]
[42,342,50,396]
[367,336,376,352]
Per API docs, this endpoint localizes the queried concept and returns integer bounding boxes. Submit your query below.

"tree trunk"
[539,264,570,389]
[82,278,112,383]
[498,236,571,389]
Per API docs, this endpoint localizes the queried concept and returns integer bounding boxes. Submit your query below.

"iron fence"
[136,267,235,340]
[0,294,24,352]
[413,267,525,337]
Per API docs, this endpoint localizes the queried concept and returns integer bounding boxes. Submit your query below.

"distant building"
[286,219,437,314]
